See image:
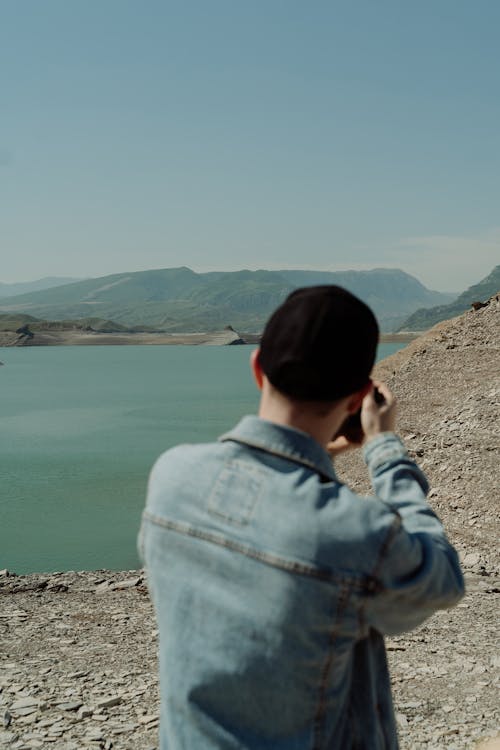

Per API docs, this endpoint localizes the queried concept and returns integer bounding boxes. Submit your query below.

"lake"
[0,343,405,573]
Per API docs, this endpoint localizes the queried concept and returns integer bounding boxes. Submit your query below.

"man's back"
[140,416,464,749]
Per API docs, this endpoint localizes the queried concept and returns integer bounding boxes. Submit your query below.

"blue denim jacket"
[140,416,464,749]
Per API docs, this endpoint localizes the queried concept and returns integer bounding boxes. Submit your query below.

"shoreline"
[0,329,418,347]
[0,328,248,347]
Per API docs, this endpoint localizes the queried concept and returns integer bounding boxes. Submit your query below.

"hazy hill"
[399,265,500,331]
[0,266,454,332]
[0,277,82,298]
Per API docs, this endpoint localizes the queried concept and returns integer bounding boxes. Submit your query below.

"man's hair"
[259,285,379,401]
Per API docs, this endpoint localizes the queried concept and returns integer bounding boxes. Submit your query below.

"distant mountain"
[399,266,500,331]
[0,266,455,332]
[0,277,82,298]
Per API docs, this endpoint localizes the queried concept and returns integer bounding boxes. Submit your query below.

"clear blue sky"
[1,0,498,291]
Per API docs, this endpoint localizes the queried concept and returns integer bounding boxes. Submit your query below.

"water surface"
[0,343,404,573]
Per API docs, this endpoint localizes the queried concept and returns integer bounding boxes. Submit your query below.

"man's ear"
[250,348,264,390]
[346,381,372,414]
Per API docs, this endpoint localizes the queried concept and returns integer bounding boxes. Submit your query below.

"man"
[140,286,464,749]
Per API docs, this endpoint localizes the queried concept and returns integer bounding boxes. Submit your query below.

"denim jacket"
[140,416,464,749]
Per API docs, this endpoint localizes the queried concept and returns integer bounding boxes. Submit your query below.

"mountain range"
[399,265,500,330]
[0,267,455,333]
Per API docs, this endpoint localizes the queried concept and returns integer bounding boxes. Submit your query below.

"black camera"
[336,386,385,444]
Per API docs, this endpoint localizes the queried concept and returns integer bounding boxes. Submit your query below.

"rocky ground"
[337,295,500,749]
[0,571,158,750]
[1,297,498,749]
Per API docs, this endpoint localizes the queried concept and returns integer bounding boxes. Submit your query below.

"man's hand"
[326,435,357,457]
[361,381,397,440]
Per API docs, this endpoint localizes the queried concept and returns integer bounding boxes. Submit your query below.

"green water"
[0,343,404,573]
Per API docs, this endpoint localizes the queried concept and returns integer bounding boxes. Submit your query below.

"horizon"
[1,2,499,291]
[0,262,480,295]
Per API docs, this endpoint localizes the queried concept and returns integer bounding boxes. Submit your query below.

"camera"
[336,386,385,444]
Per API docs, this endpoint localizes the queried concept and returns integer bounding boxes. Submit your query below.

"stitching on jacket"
[142,511,374,590]
[370,514,402,582]
[357,518,402,645]
[207,460,263,525]
[312,584,350,750]
[220,436,336,483]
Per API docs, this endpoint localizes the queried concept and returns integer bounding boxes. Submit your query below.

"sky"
[1,1,499,292]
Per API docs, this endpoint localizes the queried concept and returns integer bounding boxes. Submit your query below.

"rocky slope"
[337,293,500,748]
[399,264,500,331]
[1,296,499,750]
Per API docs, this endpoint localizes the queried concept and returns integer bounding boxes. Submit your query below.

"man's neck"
[258,387,349,449]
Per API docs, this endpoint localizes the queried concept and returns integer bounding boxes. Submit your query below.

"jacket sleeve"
[362,433,465,635]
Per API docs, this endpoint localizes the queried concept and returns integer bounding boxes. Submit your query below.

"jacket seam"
[312,584,350,750]
[220,436,336,483]
[358,515,402,632]
[370,514,402,581]
[142,511,374,591]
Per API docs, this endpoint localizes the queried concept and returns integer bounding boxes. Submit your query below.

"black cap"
[258,285,379,401]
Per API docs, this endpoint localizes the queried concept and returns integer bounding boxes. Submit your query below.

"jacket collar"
[219,415,338,483]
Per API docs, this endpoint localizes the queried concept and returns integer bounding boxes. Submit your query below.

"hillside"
[1,296,498,749]
[399,265,500,331]
[0,313,132,346]
[0,277,81,298]
[0,267,454,332]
